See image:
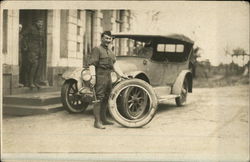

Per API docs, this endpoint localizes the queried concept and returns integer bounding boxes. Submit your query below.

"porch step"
[3,91,63,116]
[3,103,62,116]
[3,91,61,106]
[10,85,60,95]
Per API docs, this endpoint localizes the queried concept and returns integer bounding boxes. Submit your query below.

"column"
[93,10,103,47]
[47,10,61,67]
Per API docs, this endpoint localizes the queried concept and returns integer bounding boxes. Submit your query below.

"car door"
[145,59,166,86]
[162,44,189,85]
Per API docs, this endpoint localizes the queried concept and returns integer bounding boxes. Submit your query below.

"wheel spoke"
[132,87,139,96]
[128,99,133,103]
[132,104,137,112]
[129,103,133,109]
[136,90,142,96]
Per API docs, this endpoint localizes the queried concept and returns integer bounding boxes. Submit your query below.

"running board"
[153,86,179,104]
[158,94,180,104]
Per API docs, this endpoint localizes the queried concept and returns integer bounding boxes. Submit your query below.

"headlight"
[81,69,92,82]
[111,72,119,83]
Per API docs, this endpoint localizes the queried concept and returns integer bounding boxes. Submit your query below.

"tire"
[175,78,188,106]
[61,80,89,113]
[109,79,158,128]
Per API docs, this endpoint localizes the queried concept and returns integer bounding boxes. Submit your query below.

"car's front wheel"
[61,80,89,113]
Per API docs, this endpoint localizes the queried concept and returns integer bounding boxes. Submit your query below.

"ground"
[1,85,249,162]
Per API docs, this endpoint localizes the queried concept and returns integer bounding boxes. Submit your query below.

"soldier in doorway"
[22,18,45,89]
[19,24,29,87]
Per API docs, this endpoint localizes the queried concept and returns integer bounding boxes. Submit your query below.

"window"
[157,44,165,52]
[114,10,123,55]
[77,42,80,52]
[176,44,184,52]
[77,10,82,54]
[77,10,81,19]
[165,44,175,52]
[83,10,94,66]
[157,44,184,53]
[2,10,8,54]
[77,26,80,35]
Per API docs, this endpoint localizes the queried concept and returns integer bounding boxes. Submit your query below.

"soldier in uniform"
[19,24,28,87]
[22,18,45,89]
[88,31,127,129]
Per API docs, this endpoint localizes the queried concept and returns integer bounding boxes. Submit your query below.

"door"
[19,10,48,86]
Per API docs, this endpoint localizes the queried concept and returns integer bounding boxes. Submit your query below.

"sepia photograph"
[0,1,249,161]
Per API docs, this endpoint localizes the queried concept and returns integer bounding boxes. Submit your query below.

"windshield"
[112,38,153,59]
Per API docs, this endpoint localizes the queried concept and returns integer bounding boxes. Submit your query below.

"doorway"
[19,10,48,86]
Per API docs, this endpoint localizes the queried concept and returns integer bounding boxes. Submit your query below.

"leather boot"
[93,103,105,129]
[101,101,114,125]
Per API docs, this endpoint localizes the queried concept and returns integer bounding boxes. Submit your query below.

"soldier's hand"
[90,76,96,87]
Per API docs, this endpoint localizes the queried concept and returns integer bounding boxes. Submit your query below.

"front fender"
[62,67,85,80]
[172,70,192,95]
[126,71,147,78]
[126,71,150,83]
[62,67,86,90]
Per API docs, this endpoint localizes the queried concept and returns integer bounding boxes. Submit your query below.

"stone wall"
[2,10,20,95]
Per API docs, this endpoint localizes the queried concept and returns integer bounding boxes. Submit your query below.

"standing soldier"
[19,24,28,86]
[23,18,45,89]
[88,31,127,129]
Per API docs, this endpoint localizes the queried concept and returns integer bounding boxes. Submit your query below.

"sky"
[131,1,249,66]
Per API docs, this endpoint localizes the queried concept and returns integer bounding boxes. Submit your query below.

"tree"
[232,47,249,66]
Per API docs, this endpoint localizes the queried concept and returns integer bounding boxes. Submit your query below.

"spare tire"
[109,79,158,128]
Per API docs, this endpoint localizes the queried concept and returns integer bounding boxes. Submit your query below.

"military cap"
[101,31,112,37]
[32,17,43,23]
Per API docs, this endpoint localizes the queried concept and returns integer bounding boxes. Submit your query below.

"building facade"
[2,9,133,95]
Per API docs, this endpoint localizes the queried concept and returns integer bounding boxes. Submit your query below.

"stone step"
[3,103,63,116]
[3,91,63,116]
[3,91,61,106]
[10,85,60,95]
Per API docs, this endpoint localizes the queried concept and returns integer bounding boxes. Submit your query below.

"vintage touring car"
[61,33,194,127]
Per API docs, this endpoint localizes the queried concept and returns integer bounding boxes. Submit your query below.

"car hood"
[116,56,146,73]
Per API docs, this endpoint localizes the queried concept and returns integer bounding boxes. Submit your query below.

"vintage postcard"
[0,1,249,161]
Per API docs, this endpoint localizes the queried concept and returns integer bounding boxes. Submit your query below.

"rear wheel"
[175,79,188,106]
[61,80,89,113]
[109,79,158,128]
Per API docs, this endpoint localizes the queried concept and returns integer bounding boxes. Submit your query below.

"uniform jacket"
[22,24,45,61]
[88,44,116,70]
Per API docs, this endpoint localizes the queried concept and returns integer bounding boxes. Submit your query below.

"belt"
[96,67,111,75]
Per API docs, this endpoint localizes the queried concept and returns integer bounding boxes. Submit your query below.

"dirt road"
[2,85,249,161]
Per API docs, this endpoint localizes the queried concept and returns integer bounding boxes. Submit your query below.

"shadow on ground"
[156,103,179,114]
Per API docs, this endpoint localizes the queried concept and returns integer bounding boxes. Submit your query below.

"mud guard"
[172,70,192,95]
[126,71,149,81]
[62,67,85,90]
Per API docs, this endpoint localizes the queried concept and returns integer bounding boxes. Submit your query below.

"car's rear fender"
[172,70,192,95]
[126,71,150,84]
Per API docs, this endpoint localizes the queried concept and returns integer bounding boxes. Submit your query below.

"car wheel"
[175,78,188,106]
[109,79,158,128]
[61,80,89,113]
[120,86,148,120]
